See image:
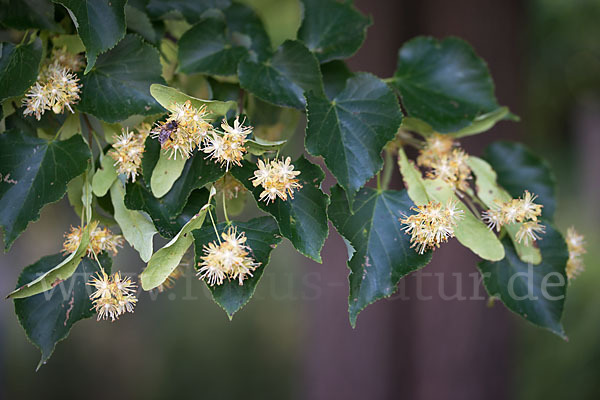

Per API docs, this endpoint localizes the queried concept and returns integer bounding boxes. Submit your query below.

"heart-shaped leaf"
[150,83,236,120]
[0,0,60,31]
[0,38,43,102]
[478,224,568,339]
[0,130,90,250]
[192,216,281,318]
[391,36,501,133]
[297,0,371,63]
[238,40,323,109]
[231,156,329,262]
[77,35,166,122]
[14,252,111,369]
[328,185,432,327]
[55,0,127,73]
[305,73,402,198]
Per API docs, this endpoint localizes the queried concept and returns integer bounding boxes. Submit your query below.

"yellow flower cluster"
[22,61,81,120]
[197,226,260,286]
[109,127,148,182]
[152,100,212,159]
[50,46,85,72]
[400,200,464,254]
[62,223,123,256]
[88,271,137,321]
[565,227,586,281]
[482,191,545,246]
[251,157,302,204]
[417,134,455,167]
[203,117,252,171]
[426,148,472,192]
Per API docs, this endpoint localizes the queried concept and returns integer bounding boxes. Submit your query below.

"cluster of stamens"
[400,200,464,254]
[251,157,302,204]
[109,126,148,182]
[62,223,123,256]
[482,191,544,246]
[88,271,138,321]
[202,117,252,171]
[565,227,586,281]
[197,227,260,286]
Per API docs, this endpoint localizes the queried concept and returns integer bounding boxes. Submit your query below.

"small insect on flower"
[197,226,260,286]
[251,157,302,204]
[22,61,81,120]
[152,100,212,159]
[565,227,586,281]
[62,223,124,256]
[203,117,252,171]
[88,271,138,321]
[515,221,546,246]
[108,127,147,182]
[400,200,464,254]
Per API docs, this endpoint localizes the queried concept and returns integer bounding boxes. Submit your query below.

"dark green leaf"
[146,0,231,22]
[55,0,127,73]
[238,40,323,109]
[320,60,354,99]
[77,35,166,122]
[328,185,432,327]
[141,135,161,190]
[0,38,43,102]
[484,141,556,220]
[478,224,568,339]
[0,131,90,250]
[192,216,281,318]
[125,4,160,44]
[224,2,271,61]
[305,73,402,197]
[178,16,249,76]
[231,156,329,263]
[14,252,111,369]
[297,0,371,63]
[0,0,59,31]
[391,36,500,133]
[125,151,224,238]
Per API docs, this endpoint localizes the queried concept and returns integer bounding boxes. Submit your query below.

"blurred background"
[1,0,599,399]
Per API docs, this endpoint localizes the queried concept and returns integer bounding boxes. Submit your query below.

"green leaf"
[126,152,224,238]
[178,16,248,76]
[391,36,501,133]
[146,0,231,23]
[328,185,432,327]
[224,2,271,61]
[192,216,281,318]
[484,141,556,220]
[141,135,160,189]
[150,150,187,198]
[77,35,166,122]
[8,223,94,299]
[246,137,287,156]
[14,252,111,369]
[238,40,323,109]
[231,156,329,262]
[478,224,568,339]
[55,0,127,73]
[140,187,216,290]
[51,34,85,54]
[125,5,159,44]
[467,156,542,264]
[150,83,236,120]
[0,131,90,250]
[320,60,354,99]
[0,0,60,31]
[297,0,371,63]
[110,179,157,262]
[0,38,43,102]
[91,153,118,197]
[305,73,402,197]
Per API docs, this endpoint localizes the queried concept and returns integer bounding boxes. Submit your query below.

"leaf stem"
[222,192,230,225]
[381,149,393,190]
[208,208,221,244]
[376,172,381,191]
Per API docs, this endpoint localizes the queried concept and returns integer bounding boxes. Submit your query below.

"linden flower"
[515,221,546,246]
[417,133,455,167]
[400,200,464,254]
[156,265,185,293]
[88,271,138,321]
[203,117,252,170]
[50,46,85,72]
[215,173,246,200]
[109,128,147,182]
[62,224,124,256]
[565,227,586,281]
[197,226,260,286]
[427,149,472,192]
[482,191,544,233]
[23,62,81,120]
[152,100,212,159]
[251,157,302,204]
